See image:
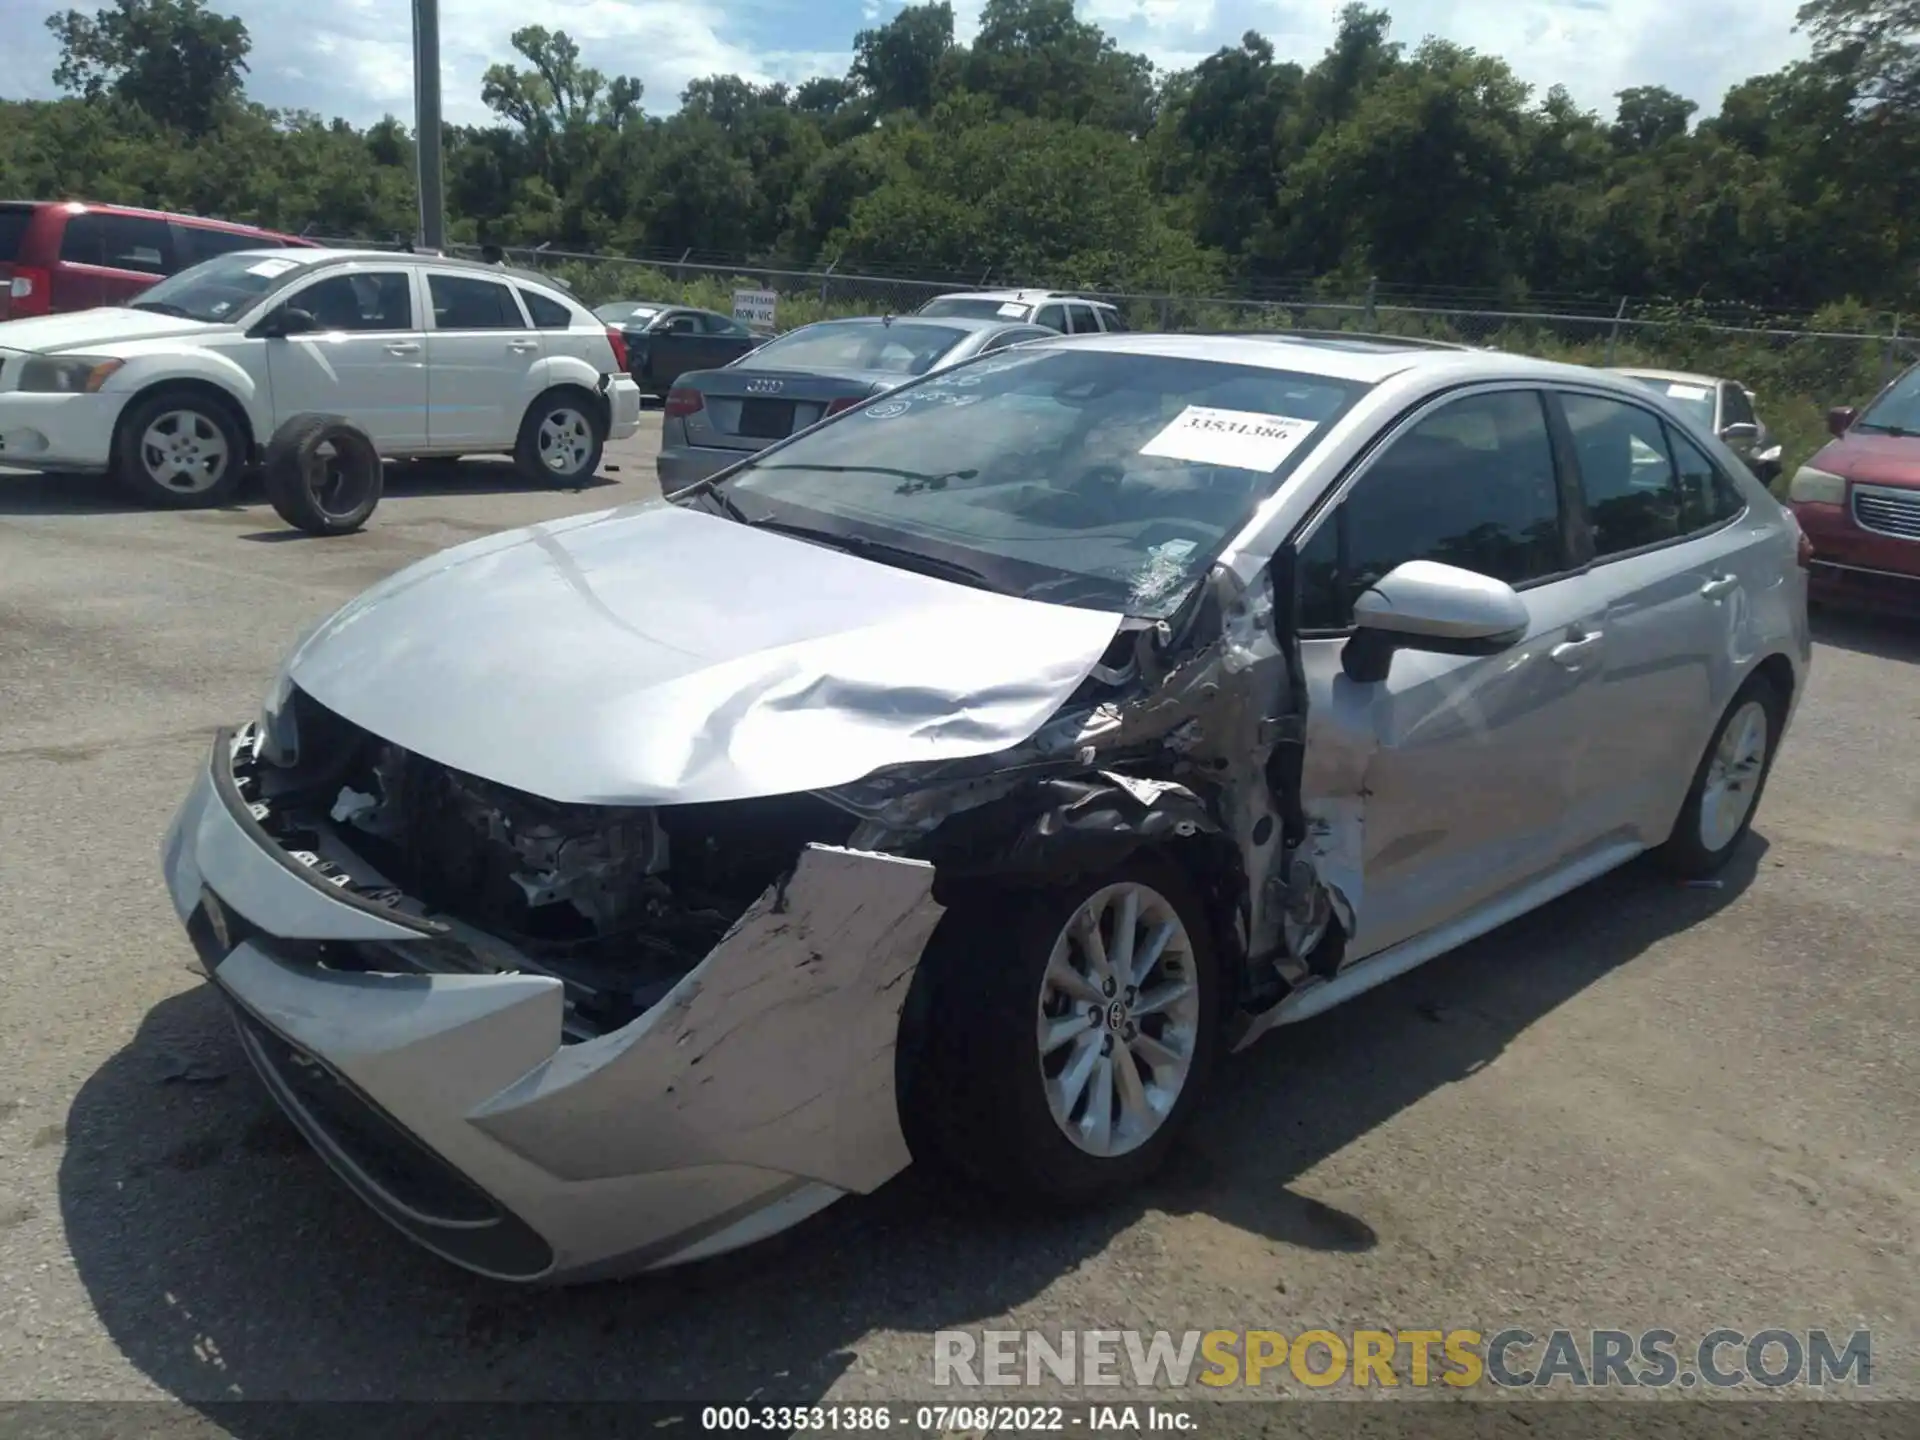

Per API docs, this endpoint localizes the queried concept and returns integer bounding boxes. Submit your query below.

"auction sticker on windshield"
[246,257,300,278]
[1667,383,1711,401]
[1139,406,1318,472]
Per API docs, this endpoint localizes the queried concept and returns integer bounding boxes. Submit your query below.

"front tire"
[1655,673,1786,878]
[113,389,248,509]
[513,388,604,488]
[906,857,1221,1207]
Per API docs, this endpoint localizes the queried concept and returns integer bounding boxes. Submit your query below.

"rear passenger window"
[60,213,174,274]
[1560,393,1683,557]
[518,287,573,329]
[1298,390,1565,630]
[428,274,524,330]
[1064,303,1099,334]
[182,226,279,264]
[1669,426,1747,532]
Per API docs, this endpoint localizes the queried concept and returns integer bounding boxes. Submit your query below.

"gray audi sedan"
[162,332,1809,1283]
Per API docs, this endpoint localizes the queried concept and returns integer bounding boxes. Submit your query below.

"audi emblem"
[745,378,784,394]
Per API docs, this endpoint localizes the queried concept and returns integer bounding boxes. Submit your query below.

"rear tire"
[903,857,1221,1208]
[514,388,604,488]
[262,413,383,536]
[1655,673,1786,878]
[113,388,248,509]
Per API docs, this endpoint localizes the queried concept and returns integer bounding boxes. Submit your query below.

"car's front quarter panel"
[100,333,270,449]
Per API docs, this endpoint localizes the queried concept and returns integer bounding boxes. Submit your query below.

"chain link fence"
[318,235,1916,479]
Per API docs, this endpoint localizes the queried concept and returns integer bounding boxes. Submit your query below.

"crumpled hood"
[0,307,216,354]
[283,500,1127,806]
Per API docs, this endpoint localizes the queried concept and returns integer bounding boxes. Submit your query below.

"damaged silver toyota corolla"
[162,332,1811,1282]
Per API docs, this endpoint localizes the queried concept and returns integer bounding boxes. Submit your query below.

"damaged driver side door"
[1289,386,1607,962]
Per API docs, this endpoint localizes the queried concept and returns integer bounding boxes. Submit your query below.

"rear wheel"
[113,389,248,508]
[1655,674,1786,878]
[905,858,1220,1206]
[514,389,604,487]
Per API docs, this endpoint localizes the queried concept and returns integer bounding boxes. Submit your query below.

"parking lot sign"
[733,288,778,335]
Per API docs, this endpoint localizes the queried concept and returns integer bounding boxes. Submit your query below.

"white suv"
[0,248,643,507]
[915,289,1128,334]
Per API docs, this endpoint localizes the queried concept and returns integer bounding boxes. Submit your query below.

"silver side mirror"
[1342,560,1529,683]
[1719,422,1760,445]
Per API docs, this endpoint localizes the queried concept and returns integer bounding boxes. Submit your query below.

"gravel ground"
[0,419,1914,1418]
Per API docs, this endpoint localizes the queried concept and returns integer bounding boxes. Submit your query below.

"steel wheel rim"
[140,410,229,494]
[537,407,592,474]
[304,440,354,514]
[1700,699,1769,852]
[1036,881,1200,1159]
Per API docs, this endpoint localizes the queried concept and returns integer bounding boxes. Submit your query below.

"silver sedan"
[160,332,1809,1282]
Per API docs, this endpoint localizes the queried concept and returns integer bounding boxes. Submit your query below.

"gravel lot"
[0,416,1914,1412]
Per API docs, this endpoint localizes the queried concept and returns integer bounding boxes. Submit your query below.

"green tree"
[45,0,249,136]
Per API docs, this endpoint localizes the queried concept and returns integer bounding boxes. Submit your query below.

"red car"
[0,199,316,321]
[1786,361,1920,616]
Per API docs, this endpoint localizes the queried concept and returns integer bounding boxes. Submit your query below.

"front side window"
[1720,384,1756,428]
[661,312,700,335]
[60,213,174,274]
[714,349,1366,616]
[1669,426,1748,533]
[1065,303,1099,334]
[1561,391,1683,557]
[126,252,308,323]
[1032,305,1068,332]
[1297,390,1566,631]
[743,320,971,377]
[289,272,413,331]
[428,273,524,330]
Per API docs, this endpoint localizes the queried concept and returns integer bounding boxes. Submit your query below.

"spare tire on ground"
[262,413,384,536]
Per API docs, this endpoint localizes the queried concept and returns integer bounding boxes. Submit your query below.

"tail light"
[604,326,629,372]
[824,396,865,418]
[664,387,704,419]
[9,267,51,317]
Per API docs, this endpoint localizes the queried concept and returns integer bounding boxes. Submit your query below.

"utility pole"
[411,0,446,251]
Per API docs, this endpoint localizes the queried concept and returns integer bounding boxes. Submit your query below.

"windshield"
[713,348,1366,616]
[748,320,972,376]
[596,302,662,325]
[128,252,309,323]
[920,297,1027,321]
[1856,364,1920,435]
[1624,374,1716,429]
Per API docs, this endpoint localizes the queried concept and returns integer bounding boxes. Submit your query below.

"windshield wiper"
[128,300,197,319]
[752,463,978,492]
[683,482,752,522]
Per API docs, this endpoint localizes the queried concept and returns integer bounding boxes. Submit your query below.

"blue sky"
[0,0,1810,129]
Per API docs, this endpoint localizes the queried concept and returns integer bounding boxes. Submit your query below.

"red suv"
[0,200,316,321]
[1786,360,1920,616]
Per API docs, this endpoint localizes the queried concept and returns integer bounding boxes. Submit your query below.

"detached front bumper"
[0,390,124,473]
[160,728,943,1283]
[604,373,643,441]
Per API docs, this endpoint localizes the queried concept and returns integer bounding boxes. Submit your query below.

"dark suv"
[0,200,315,320]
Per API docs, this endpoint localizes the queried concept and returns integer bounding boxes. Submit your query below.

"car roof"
[211,246,579,293]
[926,289,1115,308]
[0,198,304,239]
[1036,331,1643,388]
[798,314,1024,334]
[1610,366,1727,388]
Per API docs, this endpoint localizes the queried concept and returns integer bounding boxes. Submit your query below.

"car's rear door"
[53,211,175,312]
[424,270,540,448]
[1546,385,1764,846]
[1293,385,1607,959]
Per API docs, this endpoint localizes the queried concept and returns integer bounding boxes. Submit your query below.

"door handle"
[507,340,539,353]
[1549,630,1605,671]
[1700,574,1739,601]
[385,342,420,355]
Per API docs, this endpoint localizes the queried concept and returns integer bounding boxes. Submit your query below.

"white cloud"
[0,0,1813,129]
